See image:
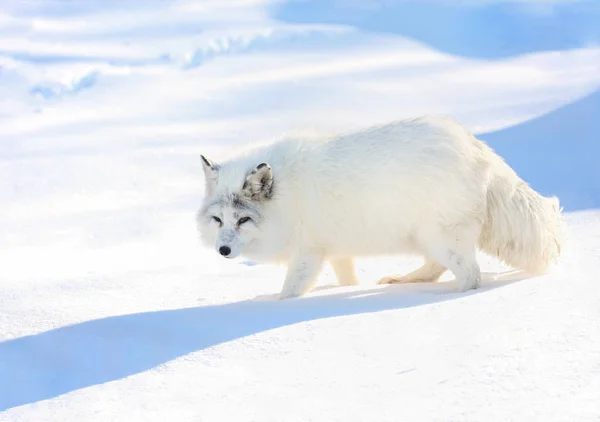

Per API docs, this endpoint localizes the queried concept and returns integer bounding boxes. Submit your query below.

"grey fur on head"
[242,163,273,201]
[198,192,263,226]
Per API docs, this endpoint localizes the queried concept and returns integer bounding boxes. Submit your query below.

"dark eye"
[212,216,222,224]
[237,216,251,226]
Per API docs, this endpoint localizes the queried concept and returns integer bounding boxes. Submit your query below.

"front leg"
[279,250,325,300]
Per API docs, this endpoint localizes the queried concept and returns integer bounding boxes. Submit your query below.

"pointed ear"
[200,154,219,194]
[242,163,273,201]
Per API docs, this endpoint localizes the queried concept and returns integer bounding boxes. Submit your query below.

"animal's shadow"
[0,270,528,411]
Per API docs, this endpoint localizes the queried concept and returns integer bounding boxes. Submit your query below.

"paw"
[456,277,481,292]
[339,276,360,286]
[253,293,279,301]
[377,275,406,285]
[278,289,304,300]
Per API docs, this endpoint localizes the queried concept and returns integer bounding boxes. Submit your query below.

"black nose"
[219,246,231,256]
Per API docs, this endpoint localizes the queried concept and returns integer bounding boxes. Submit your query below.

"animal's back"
[312,116,484,178]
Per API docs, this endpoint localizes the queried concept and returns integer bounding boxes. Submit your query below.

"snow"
[1,1,599,421]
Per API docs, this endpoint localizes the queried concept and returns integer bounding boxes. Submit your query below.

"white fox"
[197,116,566,299]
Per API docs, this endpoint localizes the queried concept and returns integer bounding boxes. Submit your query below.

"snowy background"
[1,0,599,420]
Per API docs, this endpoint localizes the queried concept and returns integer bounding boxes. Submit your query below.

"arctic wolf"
[197,116,566,299]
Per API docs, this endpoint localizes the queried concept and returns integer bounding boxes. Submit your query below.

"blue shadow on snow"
[272,0,600,59]
[0,273,524,410]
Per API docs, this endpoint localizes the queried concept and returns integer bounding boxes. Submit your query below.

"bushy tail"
[478,160,567,273]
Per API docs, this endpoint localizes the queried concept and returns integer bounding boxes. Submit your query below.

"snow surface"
[1,1,599,421]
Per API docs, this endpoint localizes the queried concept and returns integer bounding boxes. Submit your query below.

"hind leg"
[421,227,481,292]
[378,259,446,285]
[330,258,359,286]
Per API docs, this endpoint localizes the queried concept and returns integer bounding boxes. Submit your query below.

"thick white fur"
[197,116,566,299]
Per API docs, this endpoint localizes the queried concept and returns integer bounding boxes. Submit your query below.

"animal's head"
[196,154,274,259]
